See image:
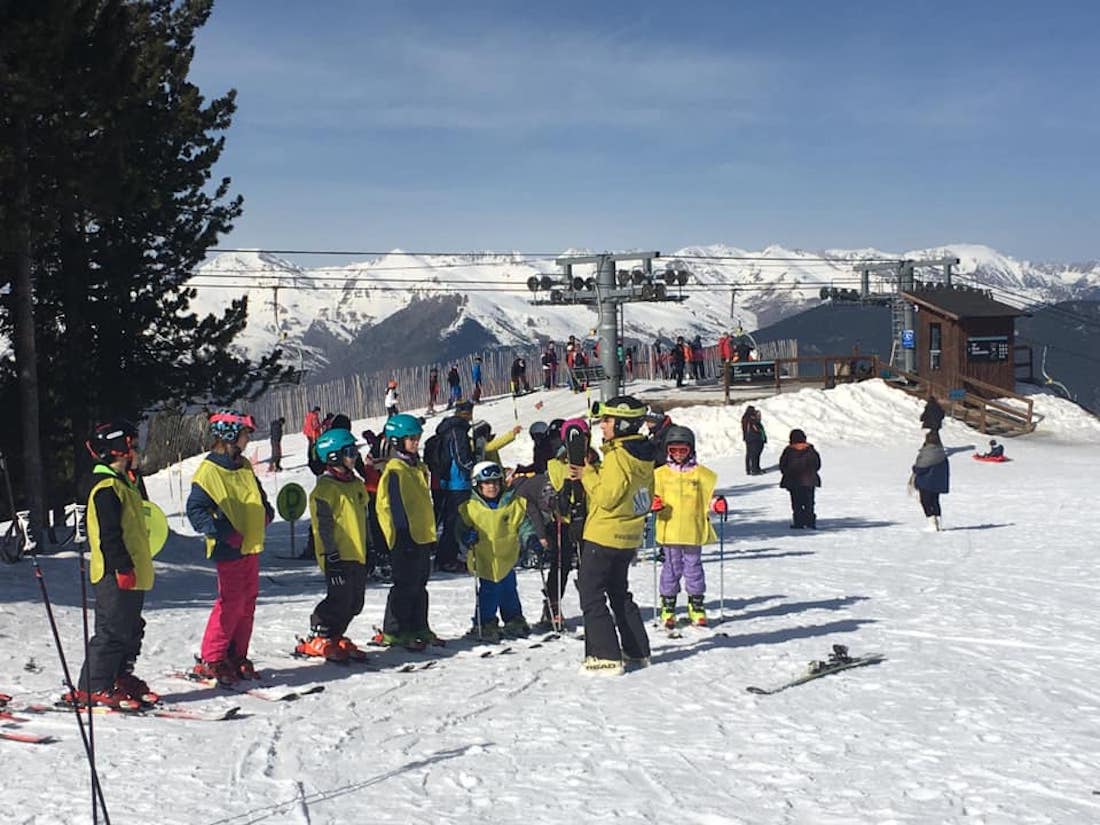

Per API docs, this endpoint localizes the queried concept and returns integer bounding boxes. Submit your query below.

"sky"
[189,1,1100,263]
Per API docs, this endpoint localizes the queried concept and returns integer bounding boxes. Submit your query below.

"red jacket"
[302,410,321,441]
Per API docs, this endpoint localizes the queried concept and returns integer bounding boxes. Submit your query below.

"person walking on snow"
[742,405,766,475]
[572,396,655,675]
[459,461,541,641]
[384,380,399,418]
[778,428,821,529]
[653,426,718,629]
[268,416,285,472]
[910,430,949,532]
[427,366,440,414]
[186,410,273,685]
[375,414,438,649]
[448,364,463,408]
[303,405,322,449]
[296,429,371,661]
[63,421,157,709]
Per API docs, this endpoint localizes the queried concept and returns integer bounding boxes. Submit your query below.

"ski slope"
[2,380,1099,824]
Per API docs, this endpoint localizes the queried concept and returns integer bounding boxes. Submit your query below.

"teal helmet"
[384,413,423,443]
[315,428,357,464]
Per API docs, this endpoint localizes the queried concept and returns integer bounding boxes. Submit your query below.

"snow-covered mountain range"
[189,244,1100,378]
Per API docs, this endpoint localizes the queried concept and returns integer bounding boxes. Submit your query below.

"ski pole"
[712,496,728,621]
[73,504,97,825]
[19,509,111,824]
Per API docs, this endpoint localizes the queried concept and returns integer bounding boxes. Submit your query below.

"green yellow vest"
[376,458,436,549]
[192,459,267,557]
[459,492,527,583]
[87,469,154,589]
[309,475,369,570]
[653,463,718,546]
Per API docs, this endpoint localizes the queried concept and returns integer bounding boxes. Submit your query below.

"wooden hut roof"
[900,287,1026,321]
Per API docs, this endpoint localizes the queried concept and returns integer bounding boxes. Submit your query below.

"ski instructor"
[569,396,655,675]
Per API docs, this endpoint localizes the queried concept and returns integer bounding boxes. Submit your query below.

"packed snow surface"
[2,380,1099,824]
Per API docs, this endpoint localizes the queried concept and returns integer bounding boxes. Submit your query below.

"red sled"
[972,454,1010,463]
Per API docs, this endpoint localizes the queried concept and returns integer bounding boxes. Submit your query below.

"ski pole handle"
[15,510,36,554]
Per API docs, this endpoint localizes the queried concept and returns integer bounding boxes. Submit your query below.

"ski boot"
[234,656,259,681]
[622,652,651,670]
[62,686,139,710]
[372,628,427,651]
[192,659,240,687]
[660,595,678,630]
[295,635,349,662]
[580,657,624,676]
[501,616,531,639]
[467,621,502,643]
[335,637,369,661]
[114,672,160,705]
[687,595,707,627]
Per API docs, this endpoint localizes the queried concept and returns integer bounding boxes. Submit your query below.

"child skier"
[653,426,718,628]
[186,410,273,685]
[296,429,371,661]
[778,428,821,529]
[375,413,438,649]
[459,461,541,641]
[63,421,157,708]
[384,380,399,418]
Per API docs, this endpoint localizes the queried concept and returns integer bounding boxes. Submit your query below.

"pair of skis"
[745,645,885,695]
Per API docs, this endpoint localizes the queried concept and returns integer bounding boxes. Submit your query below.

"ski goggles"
[473,465,504,483]
[667,444,692,459]
[209,412,256,431]
[335,445,360,459]
[590,401,647,420]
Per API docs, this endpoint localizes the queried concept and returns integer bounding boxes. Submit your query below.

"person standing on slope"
[778,428,821,529]
[571,396,655,675]
[296,429,371,661]
[186,410,273,685]
[742,405,766,476]
[910,430,949,532]
[375,414,438,649]
[653,425,718,629]
[384,380,399,418]
[63,421,157,708]
[448,364,463,408]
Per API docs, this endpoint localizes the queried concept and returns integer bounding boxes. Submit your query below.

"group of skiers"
[65,387,763,707]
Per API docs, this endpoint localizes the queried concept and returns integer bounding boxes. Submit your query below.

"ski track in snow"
[2,380,1099,824]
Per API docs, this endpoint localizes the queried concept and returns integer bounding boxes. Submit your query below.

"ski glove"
[650,495,664,512]
[460,527,478,549]
[326,560,346,587]
[523,534,543,560]
[115,569,137,590]
[224,531,244,550]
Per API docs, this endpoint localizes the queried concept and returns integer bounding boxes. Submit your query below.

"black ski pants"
[578,541,650,661]
[310,562,367,639]
[919,490,942,517]
[78,575,146,693]
[435,488,470,569]
[788,486,816,528]
[382,543,433,637]
[745,439,764,475]
[542,523,579,619]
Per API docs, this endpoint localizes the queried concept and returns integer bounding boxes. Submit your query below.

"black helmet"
[591,396,647,437]
[664,425,696,454]
[86,420,139,462]
[529,421,549,440]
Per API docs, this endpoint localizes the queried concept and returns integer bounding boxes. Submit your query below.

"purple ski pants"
[659,545,705,597]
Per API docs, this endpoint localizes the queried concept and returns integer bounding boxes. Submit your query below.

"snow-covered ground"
[3,380,1100,825]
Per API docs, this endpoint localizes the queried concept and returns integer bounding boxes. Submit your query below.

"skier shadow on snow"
[717,546,815,561]
[942,522,1013,532]
[731,595,869,623]
[651,618,876,666]
[725,516,898,541]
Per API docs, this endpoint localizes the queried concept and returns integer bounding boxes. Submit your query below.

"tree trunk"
[11,117,46,540]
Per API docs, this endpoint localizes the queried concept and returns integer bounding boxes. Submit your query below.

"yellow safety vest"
[376,458,436,549]
[87,470,155,589]
[309,475,369,570]
[192,459,267,557]
[580,436,654,550]
[459,492,527,583]
[653,464,718,546]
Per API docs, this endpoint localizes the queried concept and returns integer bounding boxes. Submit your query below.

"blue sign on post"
[901,329,916,350]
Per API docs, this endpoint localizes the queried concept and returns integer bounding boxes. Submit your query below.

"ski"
[169,671,326,702]
[0,728,57,745]
[746,645,885,695]
[4,701,243,722]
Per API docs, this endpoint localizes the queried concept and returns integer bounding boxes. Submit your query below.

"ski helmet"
[209,409,255,442]
[591,396,647,436]
[529,421,549,440]
[315,429,358,464]
[664,425,696,458]
[86,420,138,462]
[383,413,423,443]
[472,461,504,484]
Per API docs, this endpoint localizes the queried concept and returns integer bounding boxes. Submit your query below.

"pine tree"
[0,0,292,517]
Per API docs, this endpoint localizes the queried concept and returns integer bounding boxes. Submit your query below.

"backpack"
[422,433,447,478]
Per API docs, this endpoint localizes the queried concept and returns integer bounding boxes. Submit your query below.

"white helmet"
[472,461,503,484]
